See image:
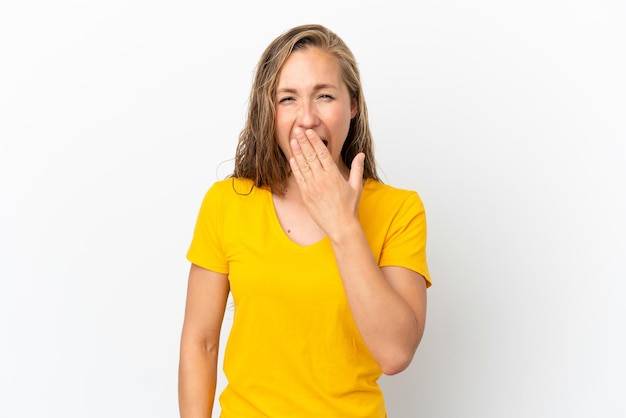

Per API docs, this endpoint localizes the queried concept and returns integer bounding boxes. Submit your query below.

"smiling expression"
[275,47,357,172]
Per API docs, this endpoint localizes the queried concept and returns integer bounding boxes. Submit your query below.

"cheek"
[275,109,292,133]
[274,115,290,139]
[337,108,353,135]
[274,115,291,156]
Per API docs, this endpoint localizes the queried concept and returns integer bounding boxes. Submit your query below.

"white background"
[1,0,625,417]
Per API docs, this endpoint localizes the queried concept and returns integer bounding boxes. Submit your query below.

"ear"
[350,98,358,119]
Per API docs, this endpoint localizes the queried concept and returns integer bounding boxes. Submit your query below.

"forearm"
[178,340,219,418]
[329,221,423,375]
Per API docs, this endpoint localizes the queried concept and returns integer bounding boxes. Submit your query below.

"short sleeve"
[379,191,431,287]
[186,182,229,274]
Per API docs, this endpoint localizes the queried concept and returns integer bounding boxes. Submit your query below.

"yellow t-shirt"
[187,177,431,417]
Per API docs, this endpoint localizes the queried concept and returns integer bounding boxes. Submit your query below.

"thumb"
[348,152,365,189]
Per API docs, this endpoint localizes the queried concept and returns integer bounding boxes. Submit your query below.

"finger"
[348,152,365,189]
[295,134,321,170]
[289,156,308,185]
[304,129,333,170]
[290,138,314,179]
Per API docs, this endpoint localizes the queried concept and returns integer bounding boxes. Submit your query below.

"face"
[275,47,357,171]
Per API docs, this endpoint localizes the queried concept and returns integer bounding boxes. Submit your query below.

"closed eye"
[278,96,295,103]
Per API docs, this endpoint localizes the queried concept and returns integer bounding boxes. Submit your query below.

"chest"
[271,192,327,246]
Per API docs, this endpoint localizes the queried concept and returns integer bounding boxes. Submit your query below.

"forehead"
[277,47,343,87]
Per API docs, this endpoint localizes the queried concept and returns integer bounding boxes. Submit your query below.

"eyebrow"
[276,83,338,94]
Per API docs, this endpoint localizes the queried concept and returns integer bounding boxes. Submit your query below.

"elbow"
[378,331,423,375]
[375,314,426,375]
[180,328,221,358]
[382,364,408,376]
[379,348,416,376]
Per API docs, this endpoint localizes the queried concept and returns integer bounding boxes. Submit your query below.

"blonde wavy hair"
[232,24,380,194]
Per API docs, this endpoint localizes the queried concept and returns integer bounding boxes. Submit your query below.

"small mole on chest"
[287,229,291,234]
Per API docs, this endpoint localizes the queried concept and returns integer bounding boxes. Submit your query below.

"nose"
[296,102,319,129]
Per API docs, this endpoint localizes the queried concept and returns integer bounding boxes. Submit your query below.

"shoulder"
[202,177,263,202]
[199,177,271,217]
[193,178,266,235]
[207,177,255,195]
[361,179,425,212]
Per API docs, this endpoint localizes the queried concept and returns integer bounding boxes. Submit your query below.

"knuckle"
[317,149,330,160]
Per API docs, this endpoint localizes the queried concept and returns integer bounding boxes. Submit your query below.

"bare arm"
[179,264,229,417]
[289,130,427,375]
[330,224,427,375]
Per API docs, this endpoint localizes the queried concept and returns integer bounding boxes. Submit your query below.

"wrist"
[327,217,363,246]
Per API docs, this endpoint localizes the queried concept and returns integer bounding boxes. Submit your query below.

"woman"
[179,24,431,417]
